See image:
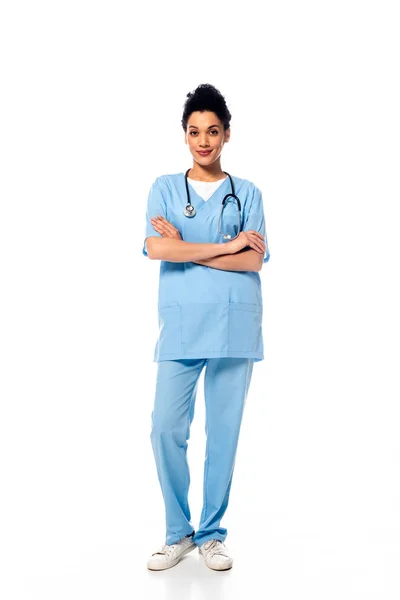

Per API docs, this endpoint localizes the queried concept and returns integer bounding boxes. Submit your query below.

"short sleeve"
[243,186,270,263]
[142,177,167,257]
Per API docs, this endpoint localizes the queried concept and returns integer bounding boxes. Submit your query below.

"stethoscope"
[183,168,242,240]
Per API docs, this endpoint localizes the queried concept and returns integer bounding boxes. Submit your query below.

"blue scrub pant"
[150,357,254,547]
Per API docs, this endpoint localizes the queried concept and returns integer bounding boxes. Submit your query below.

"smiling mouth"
[197,150,212,154]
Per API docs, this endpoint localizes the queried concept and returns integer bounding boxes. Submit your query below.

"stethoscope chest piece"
[184,204,196,218]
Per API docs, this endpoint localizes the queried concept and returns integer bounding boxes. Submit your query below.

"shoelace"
[154,536,192,557]
[155,543,179,557]
[202,540,229,558]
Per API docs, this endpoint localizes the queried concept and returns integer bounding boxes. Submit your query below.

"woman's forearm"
[146,237,232,262]
[193,249,262,272]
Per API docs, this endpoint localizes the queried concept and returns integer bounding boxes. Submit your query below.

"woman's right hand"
[226,231,266,254]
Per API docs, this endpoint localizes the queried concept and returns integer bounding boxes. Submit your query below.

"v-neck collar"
[182,172,230,206]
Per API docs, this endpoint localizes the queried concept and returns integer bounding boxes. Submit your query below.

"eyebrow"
[188,124,220,129]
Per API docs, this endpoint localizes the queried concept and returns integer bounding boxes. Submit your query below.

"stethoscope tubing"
[184,168,242,239]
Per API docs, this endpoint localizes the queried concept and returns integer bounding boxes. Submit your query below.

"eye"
[189,130,219,136]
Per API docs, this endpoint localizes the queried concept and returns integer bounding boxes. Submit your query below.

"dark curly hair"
[181,83,232,132]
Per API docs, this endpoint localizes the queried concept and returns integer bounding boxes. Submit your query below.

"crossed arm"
[193,248,263,272]
[146,216,264,272]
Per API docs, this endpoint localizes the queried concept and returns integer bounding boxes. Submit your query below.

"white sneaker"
[198,539,233,571]
[147,534,196,570]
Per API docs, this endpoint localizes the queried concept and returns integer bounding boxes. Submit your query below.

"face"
[184,111,230,165]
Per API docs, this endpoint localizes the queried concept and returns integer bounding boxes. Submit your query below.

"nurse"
[143,83,270,571]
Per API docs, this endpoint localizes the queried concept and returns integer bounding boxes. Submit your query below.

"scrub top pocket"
[181,303,229,355]
[228,302,263,353]
[158,305,182,355]
[219,214,240,239]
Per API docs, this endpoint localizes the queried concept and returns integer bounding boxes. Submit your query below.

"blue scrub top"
[142,172,270,362]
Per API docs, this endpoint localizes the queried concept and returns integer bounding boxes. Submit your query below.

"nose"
[199,135,210,148]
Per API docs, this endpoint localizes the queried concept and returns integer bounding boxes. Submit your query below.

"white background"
[1,1,399,598]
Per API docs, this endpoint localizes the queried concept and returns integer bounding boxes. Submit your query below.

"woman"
[143,84,270,571]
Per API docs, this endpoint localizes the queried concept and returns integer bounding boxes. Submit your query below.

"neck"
[188,162,225,182]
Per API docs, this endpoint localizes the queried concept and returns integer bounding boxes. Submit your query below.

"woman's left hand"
[151,216,182,240]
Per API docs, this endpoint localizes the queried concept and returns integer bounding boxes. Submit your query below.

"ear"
[224,128,231,143]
